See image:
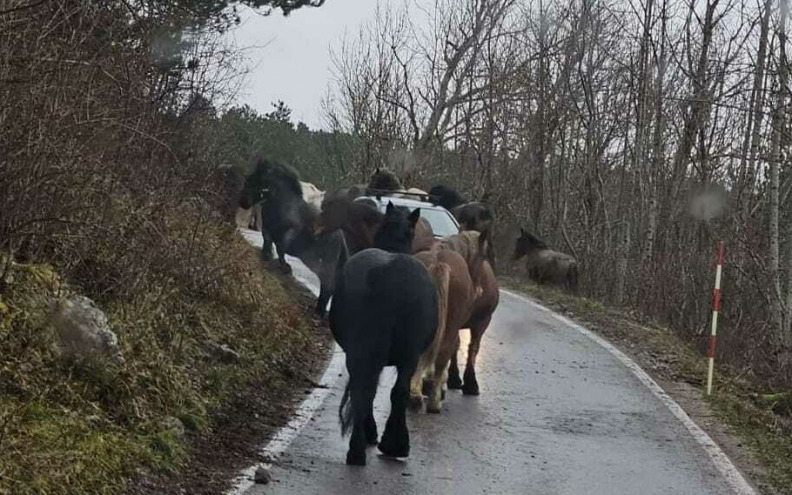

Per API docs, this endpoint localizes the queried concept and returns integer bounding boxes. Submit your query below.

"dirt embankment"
[502,276,792,495]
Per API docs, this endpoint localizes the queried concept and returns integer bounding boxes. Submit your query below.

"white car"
[355,192,460,238]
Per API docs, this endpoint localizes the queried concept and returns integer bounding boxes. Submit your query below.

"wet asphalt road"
[238,229,739,495]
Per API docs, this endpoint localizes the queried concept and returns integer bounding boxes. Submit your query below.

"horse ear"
[408,208,421,226]
[520,227,526,236]
[386,201,395,214]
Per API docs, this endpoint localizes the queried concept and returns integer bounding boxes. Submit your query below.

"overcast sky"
[228,1,381,131]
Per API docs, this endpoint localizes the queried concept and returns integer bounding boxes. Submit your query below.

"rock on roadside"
[50,295,123,362]
[254,466,272,484]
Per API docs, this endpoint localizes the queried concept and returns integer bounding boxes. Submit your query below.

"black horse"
[239,158,345,315]
[330,202,438,466]
[428,184,467,211]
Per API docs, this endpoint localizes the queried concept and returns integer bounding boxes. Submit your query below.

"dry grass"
[0,207,323,494]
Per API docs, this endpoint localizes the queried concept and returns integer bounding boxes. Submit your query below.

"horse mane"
[254,158,303,197]
[368,167,404,191]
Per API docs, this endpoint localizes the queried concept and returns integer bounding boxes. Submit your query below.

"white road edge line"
[228,230,345,494]
[226,345,344,494]
[501,289,757,495]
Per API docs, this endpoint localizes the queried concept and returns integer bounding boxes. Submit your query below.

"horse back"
[332,250,437,358]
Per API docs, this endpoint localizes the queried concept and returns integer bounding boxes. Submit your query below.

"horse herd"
[235,158,579,466]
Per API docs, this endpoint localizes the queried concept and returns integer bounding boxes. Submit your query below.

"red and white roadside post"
[706,241,725,396]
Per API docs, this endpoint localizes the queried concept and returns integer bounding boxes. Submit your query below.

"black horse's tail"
[339,370,379,436]
[339,379,354,436]
[567,263,580,294]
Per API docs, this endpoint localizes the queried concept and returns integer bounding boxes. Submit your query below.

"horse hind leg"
[447,345,463,390]
[260,229,275,262]
[379,361,415,458]
[343,378,377,466]
[409,364,426,412]
[316,283,331,317]
[274,240,292,274]
[427,342,456,413]
[342,359,382,466]
[364,400,378,446]
[462,314,492,396]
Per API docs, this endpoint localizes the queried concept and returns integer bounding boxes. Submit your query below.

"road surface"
[235,228,750,495]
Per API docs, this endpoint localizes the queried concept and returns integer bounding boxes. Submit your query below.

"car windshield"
[412,207,459,237]
[421,208,459,237]
[367,199,459,237]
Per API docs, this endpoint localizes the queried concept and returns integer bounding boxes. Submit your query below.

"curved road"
[236,229,751,495]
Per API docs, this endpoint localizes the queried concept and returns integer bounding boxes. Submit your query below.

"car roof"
[355,192,444,211]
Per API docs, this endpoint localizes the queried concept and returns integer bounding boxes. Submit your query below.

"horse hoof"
[461,383,480,396]
[365,429,378,446]
[408,396,423,412]
[346,451,366,466]
[447,374,462,390]
[378,440,409,458]
[426,405,442,414]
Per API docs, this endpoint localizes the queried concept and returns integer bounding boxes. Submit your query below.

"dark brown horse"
[443,231,499,396]
[428,184,496,271]
[513,228,579,294]
[367,167,429,199]
[317,196,435,255]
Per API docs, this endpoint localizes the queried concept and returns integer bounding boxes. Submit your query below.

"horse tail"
[568,262,580,294]
[339,368,380,437]
[424,262,451,366]
[339,379,354,436]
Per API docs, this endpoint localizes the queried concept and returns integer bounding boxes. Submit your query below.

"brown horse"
[317,196,434,255]
[409,230,493,412]
[513,228,579,294]
[444,231,499,396]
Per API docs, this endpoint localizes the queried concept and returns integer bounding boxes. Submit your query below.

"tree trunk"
[615,221,631,305]
[642,0,668,266]
[737,0,772,226]
[770,0,790,352]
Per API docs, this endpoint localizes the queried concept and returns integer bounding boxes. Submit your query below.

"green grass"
[502,275,792,495]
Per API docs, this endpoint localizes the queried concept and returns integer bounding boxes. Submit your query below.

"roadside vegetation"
[0,1,329,493]
[0,213,328,494]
